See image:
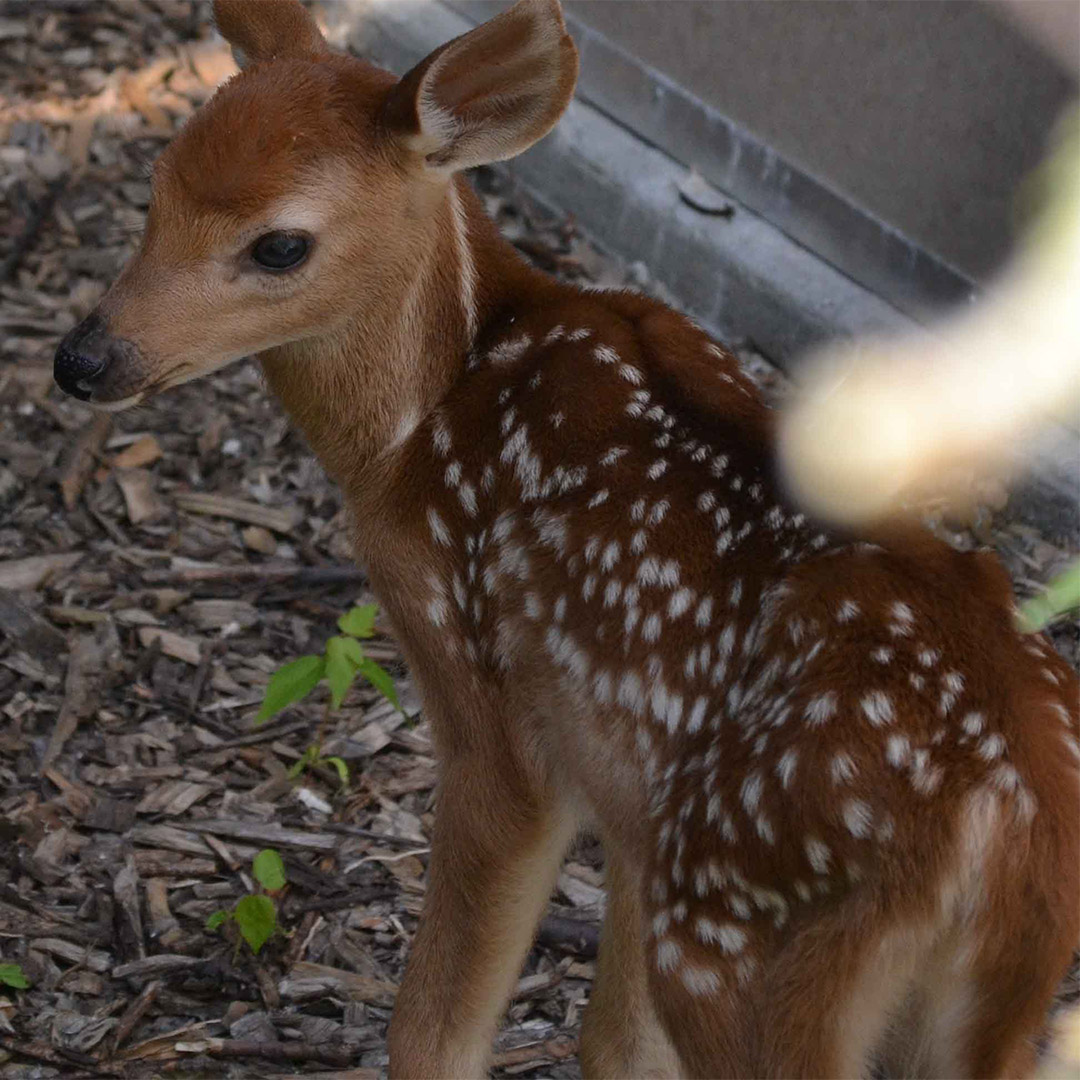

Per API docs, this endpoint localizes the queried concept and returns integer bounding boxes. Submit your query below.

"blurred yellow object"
[779,108,1080,526]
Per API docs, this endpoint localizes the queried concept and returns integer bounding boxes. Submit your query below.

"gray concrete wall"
[458,0,1077,284]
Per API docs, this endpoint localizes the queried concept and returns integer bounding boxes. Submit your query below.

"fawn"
[54,0,1079,1075]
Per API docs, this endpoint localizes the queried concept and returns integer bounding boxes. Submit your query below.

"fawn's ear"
[382,0,578,173]
[213,0,328,67]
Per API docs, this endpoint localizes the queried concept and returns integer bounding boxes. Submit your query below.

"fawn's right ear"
[213,0,328,68]
[381,0,578,174]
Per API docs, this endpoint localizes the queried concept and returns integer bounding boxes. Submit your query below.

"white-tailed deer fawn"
[54,1,1079,1075]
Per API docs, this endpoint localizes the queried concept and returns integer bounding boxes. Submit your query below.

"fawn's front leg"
[579,845,681,1079]
[387,742,577,1078]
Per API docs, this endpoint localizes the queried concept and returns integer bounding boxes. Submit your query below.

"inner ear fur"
[382,0,578,173]
[213,0,328,66]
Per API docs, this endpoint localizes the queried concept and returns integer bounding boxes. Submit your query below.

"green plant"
[0,963,29,991]
[207,849,287,955]
[1019,561,1080,633]
[255,603,402,786]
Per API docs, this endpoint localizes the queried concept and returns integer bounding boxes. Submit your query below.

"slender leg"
[387,749,577,1079]
[580,848,681,1078]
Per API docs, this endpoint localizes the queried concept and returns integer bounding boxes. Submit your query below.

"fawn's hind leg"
[579,847,681,1078]
[387,746,577,1079]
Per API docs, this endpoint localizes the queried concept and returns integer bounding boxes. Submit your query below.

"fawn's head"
[54,0,577,409]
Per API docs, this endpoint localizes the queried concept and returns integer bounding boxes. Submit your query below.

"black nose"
[54,313,112,400]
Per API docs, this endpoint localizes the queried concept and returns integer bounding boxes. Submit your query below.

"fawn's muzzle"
[54,313,136,402]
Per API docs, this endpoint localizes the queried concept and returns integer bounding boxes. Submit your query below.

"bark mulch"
[0,2,1076,1077]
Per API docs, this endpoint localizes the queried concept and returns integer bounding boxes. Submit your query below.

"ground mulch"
[0,2,1076,1077]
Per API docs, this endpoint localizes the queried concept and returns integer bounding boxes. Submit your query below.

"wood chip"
[110,433,162,469]
[241,525,277,554]
[174,491,301,534]
[58,413,112,509]
[280,962,397,1007]
[0,587,67,655]
[0,552,81,590]
[187,819,339,853]
[137,626,202,665]
[115,467,164,524]
[136,780,214,816]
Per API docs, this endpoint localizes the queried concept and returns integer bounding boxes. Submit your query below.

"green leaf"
[322,755,350,788]
[256,655,325,724]
[205,910,230,932]
[0,964,29,990]
[287,745,318,780]
[325,635,363,710]
[338,604,378,639]
[356,656,400,711]
[234,894,277,955]
[1018,560,1080,632]
[252,849,287,892]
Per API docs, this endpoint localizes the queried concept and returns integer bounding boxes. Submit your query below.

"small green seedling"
[1018,560,1080,633]
[0,964,29,991]
[255,604,402,787]
[207,849,287,955]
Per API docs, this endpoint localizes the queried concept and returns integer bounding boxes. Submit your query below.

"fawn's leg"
[387,747,577,1079]
[579,847,681,1078]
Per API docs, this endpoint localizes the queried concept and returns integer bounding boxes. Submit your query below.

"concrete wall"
[458,0,1076,285]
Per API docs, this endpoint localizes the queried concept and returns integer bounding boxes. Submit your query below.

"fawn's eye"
[251,231,310,271]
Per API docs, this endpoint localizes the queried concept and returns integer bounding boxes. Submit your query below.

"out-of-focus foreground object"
[778,107,1079,527]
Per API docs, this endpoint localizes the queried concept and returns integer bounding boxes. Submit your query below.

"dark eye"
[251,231,309,271]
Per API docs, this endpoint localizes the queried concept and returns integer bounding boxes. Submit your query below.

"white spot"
[681,967,721,996]
[805,837,831,874]
[687,696,708,733]
[694,595,714,628]
[619,363,645,385]
[617,671,646,716]
[805,691,838,726]
[458,482,477,517]
[656,939,682,974]
[592,670,613,705]
[427,507,452,547]
[729,579,743,607]
[696,918,747,954]
[647,459,669,480]
[918,647,940,668]
[582,574,598,602]
[488,334,532,365]
[593,344,619,365]
[961,711,985,736]
[642,613,663,643]
[566,327,592,342]
[587,489,609,509]
[871,646,893,664]
[427,595,449,627]
[697,491,717,512]
[432,414,452,457]
[553,595,567,623]
[668,588,695,619]
[775,748,798,789]
[600,541,621,572]
[842,799,873,838]
[830,751,857,785]
[861,691,895,727]
[740,771,763,813]
[885,734,910,768]
[977,733,1006,761]
[836,599,861,623]
[647,500,670,525]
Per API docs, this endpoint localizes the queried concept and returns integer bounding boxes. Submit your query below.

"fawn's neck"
[258,177,547,497]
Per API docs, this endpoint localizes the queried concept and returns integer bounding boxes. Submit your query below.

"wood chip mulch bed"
[0,2,1076,1076]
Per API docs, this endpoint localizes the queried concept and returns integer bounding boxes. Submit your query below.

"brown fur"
[58,2,1079,1076]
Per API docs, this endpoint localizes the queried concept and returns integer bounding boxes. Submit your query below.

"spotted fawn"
[53,1,1079,1075]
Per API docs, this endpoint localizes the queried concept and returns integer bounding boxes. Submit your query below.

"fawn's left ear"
[213,0,328,68]
[381,0,578,174]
